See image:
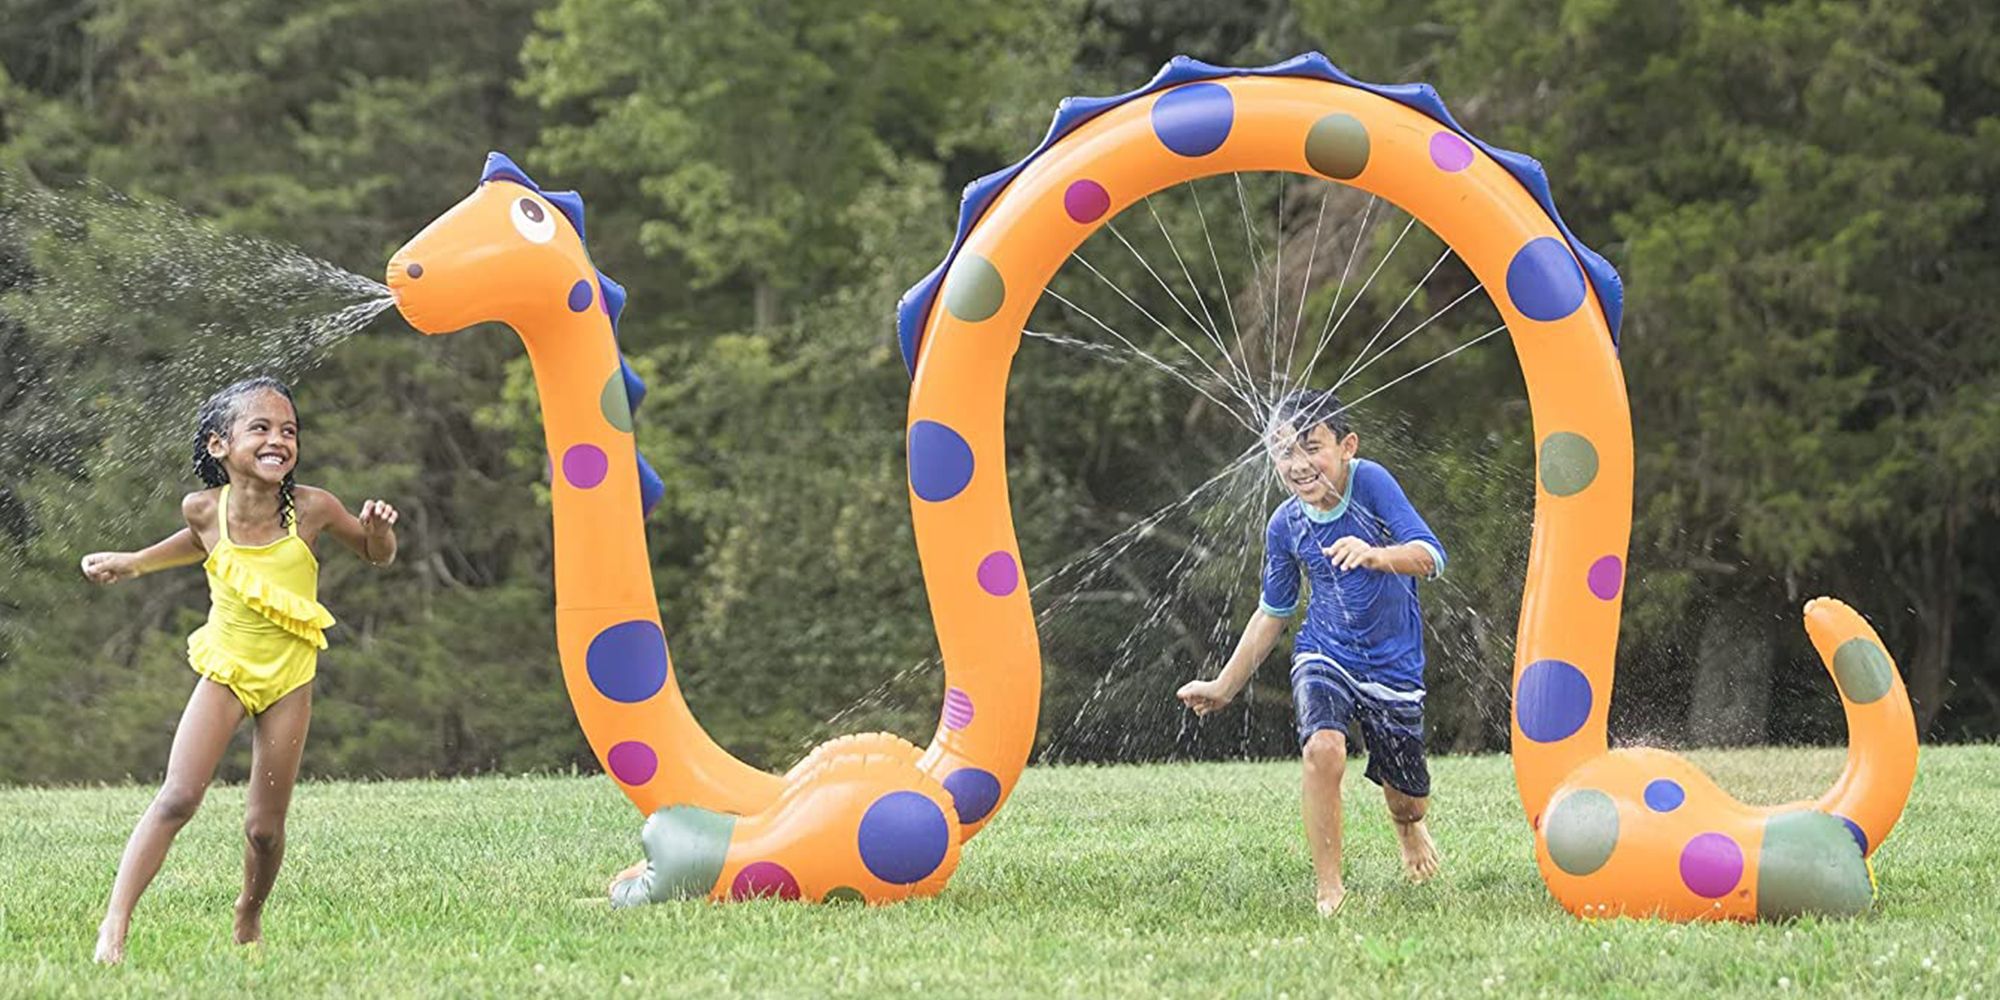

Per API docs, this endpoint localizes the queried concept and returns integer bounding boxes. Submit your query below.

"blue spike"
[543,190,586,240]
[598,271,628,332]
[636,455,665,517]
[620,356,647,411]
[480,151,539,190]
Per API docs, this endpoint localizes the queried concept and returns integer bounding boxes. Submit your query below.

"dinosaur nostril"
[406,262,424,279]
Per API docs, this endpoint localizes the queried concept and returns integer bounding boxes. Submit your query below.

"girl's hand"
[1322,536,1382,571]
[359,500,400,539]
[80,552,140,585]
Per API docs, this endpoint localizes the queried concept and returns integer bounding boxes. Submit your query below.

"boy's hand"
[359,500,400,539]
[1322,536,1383,571]
[1177,678,1234,716]
[80,552,140,585]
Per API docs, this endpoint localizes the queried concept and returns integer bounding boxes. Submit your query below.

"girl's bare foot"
[94,917,128,965]
[1395,819,1441,883]
[1315,883,1348,918]
[232,897,262,946]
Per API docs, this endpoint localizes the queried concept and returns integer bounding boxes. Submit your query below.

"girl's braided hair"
[192,376,299,528]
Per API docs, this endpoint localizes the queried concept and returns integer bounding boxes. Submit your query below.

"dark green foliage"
[1,0,1994,786]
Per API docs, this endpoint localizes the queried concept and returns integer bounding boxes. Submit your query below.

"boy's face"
[1269,420,1357,509]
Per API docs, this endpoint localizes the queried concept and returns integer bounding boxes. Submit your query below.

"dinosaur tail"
[1801,597,1919,857]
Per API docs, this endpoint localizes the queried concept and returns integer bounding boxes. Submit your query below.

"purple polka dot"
[1151,82,1233,157]
[943,687,975,730]
[562,444,608,489]
[730,861,800,900]
[586,620,669,704]
[1587,555,1624,601]
[943,767,1002,825]
[1644,779,1685,812]
[908,421,974,502]
[1506,237,1589,322]
[857,791,951,885]
[607,741,658,785]
[567,279,594,312]
[1429,131,1475,172]
[1516,659,1593,743]
[1064,180,1110,223]
[1838,815,1870,855]
[976,551,1018,596]
[1680,833,1744,897]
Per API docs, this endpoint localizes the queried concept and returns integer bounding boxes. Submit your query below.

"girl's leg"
[97,679,245,964]
[235,681,311,945]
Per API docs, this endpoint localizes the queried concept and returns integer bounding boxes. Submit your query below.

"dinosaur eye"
[511,196,556,243]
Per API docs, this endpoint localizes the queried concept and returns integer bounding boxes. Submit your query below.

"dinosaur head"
[388,152,621,338]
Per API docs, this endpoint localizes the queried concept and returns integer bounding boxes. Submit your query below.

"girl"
[79,376,399,964]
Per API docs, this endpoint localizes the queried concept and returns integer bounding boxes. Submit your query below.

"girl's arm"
[302,487,399,566]
[80,528,206,585]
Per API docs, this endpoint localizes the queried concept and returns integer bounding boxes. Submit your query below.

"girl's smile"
[208,390,299,485]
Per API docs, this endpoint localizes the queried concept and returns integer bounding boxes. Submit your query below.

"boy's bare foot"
[1395,819,1441,883]
[94,918,128,965]
[232,897,262,946]
[1315,883,1348,918]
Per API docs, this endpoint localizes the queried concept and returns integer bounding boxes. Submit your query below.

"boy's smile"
[1270,420,1358,511]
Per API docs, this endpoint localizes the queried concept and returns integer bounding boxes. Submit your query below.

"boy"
[1177,388,1445,916]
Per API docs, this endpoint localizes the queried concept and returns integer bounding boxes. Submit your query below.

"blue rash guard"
[1259,458,1446,696]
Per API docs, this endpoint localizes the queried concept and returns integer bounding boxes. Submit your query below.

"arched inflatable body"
[388,52,1917,919]
[894,54,1917,921]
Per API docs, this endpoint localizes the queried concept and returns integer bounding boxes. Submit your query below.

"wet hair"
[1269,388,1352,443]
[192,376,299,528]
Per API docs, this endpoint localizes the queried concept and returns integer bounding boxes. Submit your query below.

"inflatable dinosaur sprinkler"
[388,53,1917,920]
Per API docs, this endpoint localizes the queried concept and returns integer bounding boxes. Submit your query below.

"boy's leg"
[98,679,246,963]
[237,682,312,945]
[1292,660,1358,915]
[1359,703,1440,883]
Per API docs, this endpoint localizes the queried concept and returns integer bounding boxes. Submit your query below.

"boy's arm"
[1211,609,1291,699]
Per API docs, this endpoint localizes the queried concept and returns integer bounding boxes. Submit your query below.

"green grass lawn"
[1,745,1994,997]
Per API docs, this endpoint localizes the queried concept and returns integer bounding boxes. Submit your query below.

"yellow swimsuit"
[186,484,335,715]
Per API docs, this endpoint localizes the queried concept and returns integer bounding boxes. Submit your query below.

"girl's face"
[207,390,298,486]
[1270,420,1357,508]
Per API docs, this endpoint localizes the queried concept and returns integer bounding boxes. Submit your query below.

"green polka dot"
[599,369,633,433]
[1832,638,1893,705]
[1756,811,1872,919]
[822,886,866,904]
[1539,432,1599,497]
[635,806,735,901]
[944,254,1006,323]
[1304,114,1370,180]
[1545,789,1619,876]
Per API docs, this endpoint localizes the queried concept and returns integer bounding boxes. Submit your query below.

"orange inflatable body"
[390,52,1917,919]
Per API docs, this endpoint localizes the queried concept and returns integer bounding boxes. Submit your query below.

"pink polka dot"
[729,861,800,900]
[1430,131,1474,172]
[1064,180,1110,223]
[1679,833,1744,898]
[943,687,975,730]
[607,741,657,785]
[562,444,608,489]
[1587,555,1623,600]
[976,551,1019,596]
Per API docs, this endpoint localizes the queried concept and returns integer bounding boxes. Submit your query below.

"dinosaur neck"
[515,313,652,611]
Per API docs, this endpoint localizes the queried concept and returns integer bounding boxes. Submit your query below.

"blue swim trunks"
[1291,652,1431,798]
